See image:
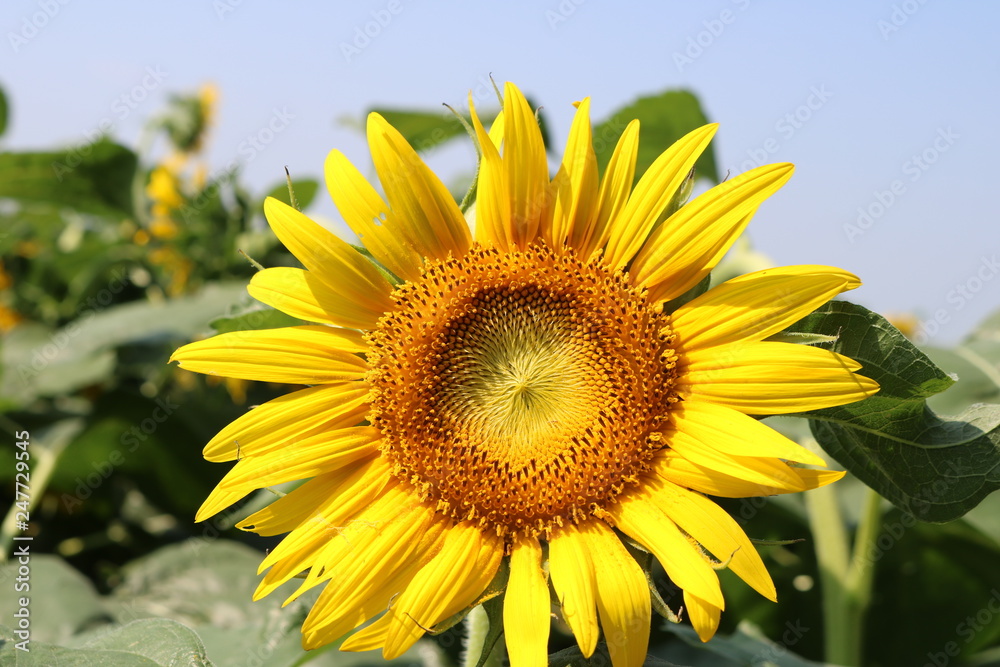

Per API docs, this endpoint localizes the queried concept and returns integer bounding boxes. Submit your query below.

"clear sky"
[3,1,998,344]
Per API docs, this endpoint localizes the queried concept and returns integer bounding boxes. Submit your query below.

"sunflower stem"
[804,445,884,667]
[805,482,853,664]
[844,487,883,664]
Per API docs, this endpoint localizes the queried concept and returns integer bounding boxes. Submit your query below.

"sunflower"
[171,82,878,667]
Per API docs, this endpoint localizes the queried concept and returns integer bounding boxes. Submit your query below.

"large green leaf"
[787,301,1000,522]
[592,89,718,185]
[0,619,212,666]
[0,555,106,645]
[350,104,505,155]
[0,282,249,406]
[0,139,137,216]
[364,108,472,153]
[210,303,304,335]
[661,622,830,666]
[923,307,1000,416]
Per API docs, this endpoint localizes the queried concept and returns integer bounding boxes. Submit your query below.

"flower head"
[172,82,877,667]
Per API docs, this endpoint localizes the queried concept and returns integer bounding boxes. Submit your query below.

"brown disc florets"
[366,243,678,537]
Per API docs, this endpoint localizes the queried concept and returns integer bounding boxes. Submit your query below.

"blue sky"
[3,0,998,344]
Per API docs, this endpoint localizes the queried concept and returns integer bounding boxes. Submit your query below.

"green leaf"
[548,641,685,667]
[104,541,326,667]
[592,89,718,185]
[923,306,1000,417]
[471,597,506,667]
[787,300,1000,522]
[364,108,475,153]
[661,621,831,666]
[0,619,212,666]
[262,178,318,211]
[0,139,138,216]
[0,323,116,410]
[924,343,1000,421]
[0,555,106,645]
[108,541,285,628]
[210,304,305,335]
[0,282,249,405]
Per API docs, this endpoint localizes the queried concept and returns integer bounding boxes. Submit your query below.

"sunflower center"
[367,243,679,537]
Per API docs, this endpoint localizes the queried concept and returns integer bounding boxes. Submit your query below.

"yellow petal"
[612,493,724,609]
[383,523,503,659]
[367,113,471,262]
[217,426,381,490]
[633,478,776,601]
[604,124,718,270]
[236,464,365,536]
[632,162,795,305]
[201,383,369,462]
[504,535,550,667]
[252,459,395,598]
[469,92,512,250]
[502,82,549,248]
[341,612,392,652]
[489,109,505,146]
[170,326,367,384]
[684,590,721,642]
[248,266,387,330]
[653,449,843,498]
[575,119,639,258]
[254,457,392,572]
[549,524,599,657]
[578,521,651,667]
[671,265,861,349]
[672,401,826,466]
[299,498,447,648]
[679,341,879,414]
[324,149,424,281]
[262,197,395,304]
[549,97,598,249]
[666,430,809,492]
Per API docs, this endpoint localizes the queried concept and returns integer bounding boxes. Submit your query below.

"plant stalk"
[804,441,884,666]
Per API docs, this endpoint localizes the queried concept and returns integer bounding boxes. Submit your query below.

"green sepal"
[471,594,506,667]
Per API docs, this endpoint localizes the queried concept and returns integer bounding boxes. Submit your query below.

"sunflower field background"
[2,3,1000,667]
